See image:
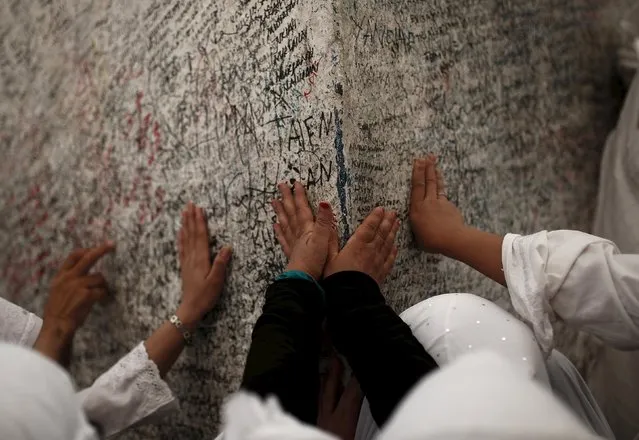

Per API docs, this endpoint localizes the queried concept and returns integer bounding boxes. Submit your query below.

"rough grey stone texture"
[0,0,629,437]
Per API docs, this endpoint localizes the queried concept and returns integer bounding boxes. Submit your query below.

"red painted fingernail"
[320,201,330,209]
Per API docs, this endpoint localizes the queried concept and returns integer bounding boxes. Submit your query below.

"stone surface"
[0,0,629,437]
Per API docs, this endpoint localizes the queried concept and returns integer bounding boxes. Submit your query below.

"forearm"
[443,226,506,286]
[241,279,324,424]
[143,324,187,379]
[324,271,437,427]
[143,305,198,378]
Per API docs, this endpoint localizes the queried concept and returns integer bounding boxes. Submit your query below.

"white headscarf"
[0,343,99,440]
[221,352,603,440]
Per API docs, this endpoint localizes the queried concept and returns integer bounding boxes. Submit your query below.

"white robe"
[221,352,601,440]
[0,297,177,438]
[502,230,639,354]
[220,227,638,439]
[590,48,639,439]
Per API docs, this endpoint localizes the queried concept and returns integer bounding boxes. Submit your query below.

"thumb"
[206,246,233,286]
[315,201,335,235]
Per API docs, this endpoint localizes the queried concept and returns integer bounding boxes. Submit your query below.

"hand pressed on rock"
[272,181,337,280]
[317,356,363,440]
[35,241,115,364]
[177,202,232,327]
[409,154,465,254]
[324,207,400,285]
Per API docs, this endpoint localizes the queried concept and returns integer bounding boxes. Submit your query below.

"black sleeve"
[241,278,324,425]
[322,271,437,427]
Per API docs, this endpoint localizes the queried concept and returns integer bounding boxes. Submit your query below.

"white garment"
[222,353,601,440]
[0,297,42,347]
[377,352,599,440]
[354,293,550,440]
[76,342,178,437]
[593,68,639,255]
[502,230,639,354]
[0,343,99,440]
[0,298,177,438]
[221,294,604,439]
[590,57,639,440]
[222,393,337,440]
[502,230,639,439]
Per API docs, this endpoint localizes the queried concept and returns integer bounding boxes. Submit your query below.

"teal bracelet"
[275,270,325,297]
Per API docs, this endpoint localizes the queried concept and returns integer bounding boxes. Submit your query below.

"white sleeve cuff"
[502,232,555,355]
[77,342,178,438]
[0,297,43,347]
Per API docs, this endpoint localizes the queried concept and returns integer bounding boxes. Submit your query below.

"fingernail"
[220,246,232,259]
[320,201,330,209]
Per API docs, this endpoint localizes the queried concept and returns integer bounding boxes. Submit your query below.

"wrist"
[286,262,319,280]
[175,304,201,330]
[34,320,75,362]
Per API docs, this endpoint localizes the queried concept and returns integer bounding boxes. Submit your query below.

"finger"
[425,157,438,200]
[293,181,313,225]
[206,246,232,286]
[195,206,211,262]
[195,206,209,242]
[410,158,427,205]
[327,225,339,263]
[274,200,295,245]
[178,227,185,260]
[187,202,196,249]
[436,168,446,198]
[381,246,399,280]
[89,287,109,302]
[357,207,384,242]
[273,223,291,257]
[381,218,401,256]
[320,356,343,415]
[272,199,287,224]
[272,199,294,243]
[72,242,115,275]
[81,273,107,288]
[376,210,397,245]
[60,248,89,271]
[182,205,192,249]
[278,182,296,221]
[315,201,335,239]
[336,376,364,415]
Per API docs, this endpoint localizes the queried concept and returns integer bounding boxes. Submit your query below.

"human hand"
[176,202,232,327]
[317,356,363,440]
[272,181,336,280]
[409,155,466,254]
[324,207,399,285]
[35,242,115,362]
